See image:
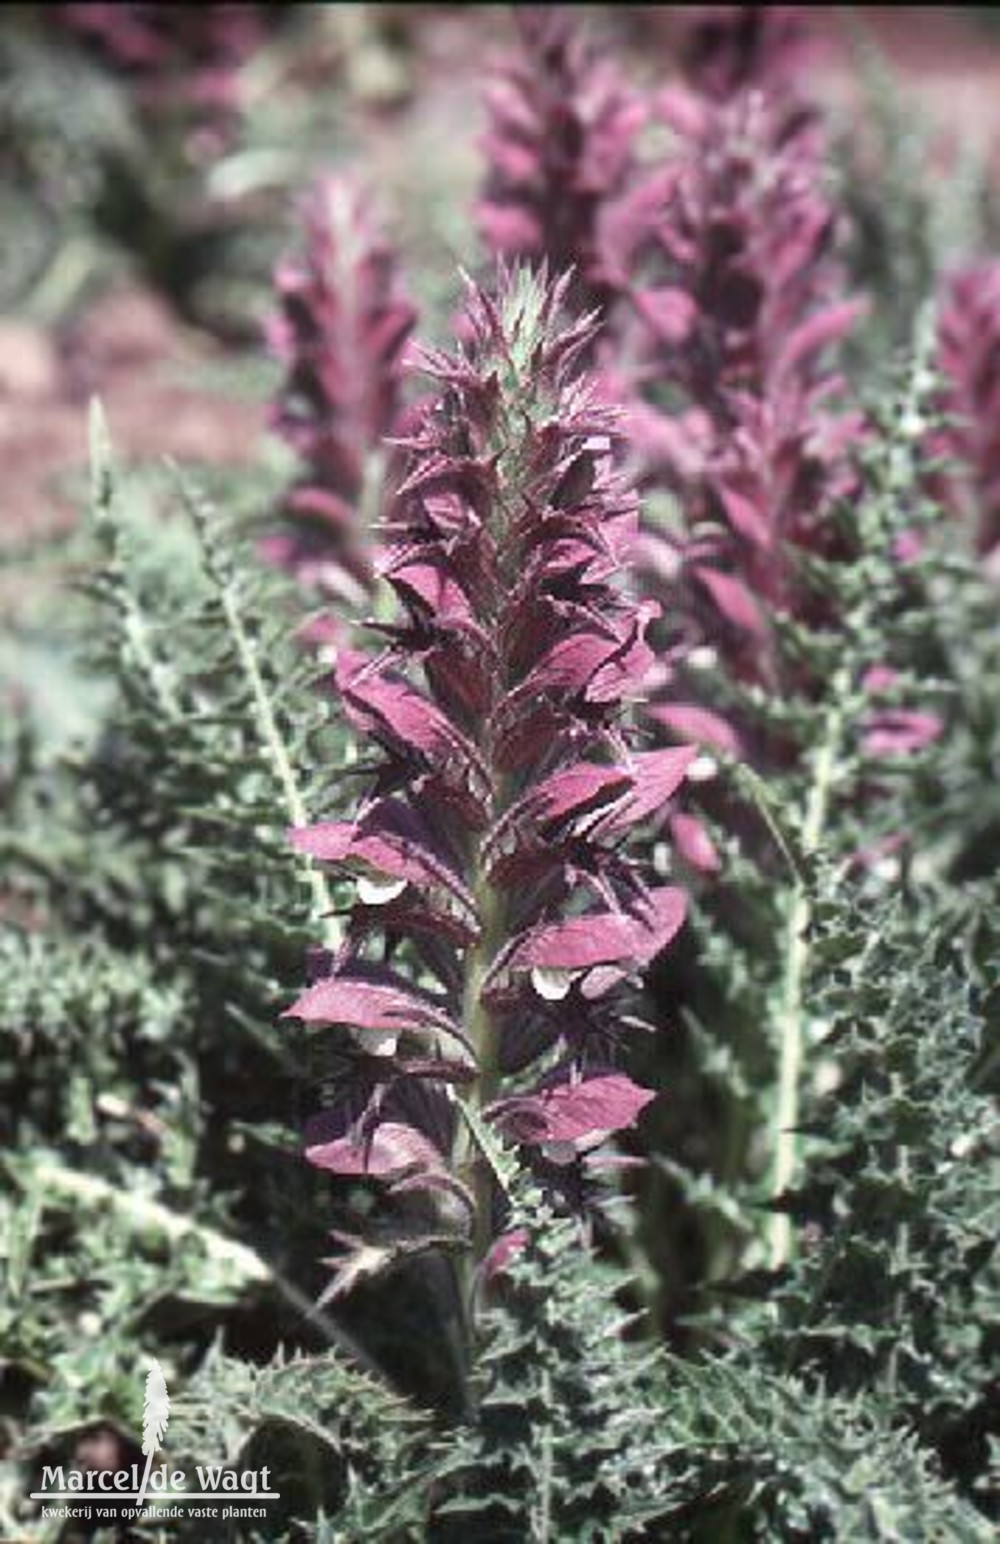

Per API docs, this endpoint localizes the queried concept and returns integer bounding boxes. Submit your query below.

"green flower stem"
[458,816,508,1267]
[887,1071,911,1397]
[768,675,848,1269]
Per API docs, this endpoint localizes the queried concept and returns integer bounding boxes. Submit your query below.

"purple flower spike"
[286,267,693,1285]
[478,6,645,321]
[936,262,1000,559]
[267,175,417,612]
[631,76,866,753]
[629,16,941,870]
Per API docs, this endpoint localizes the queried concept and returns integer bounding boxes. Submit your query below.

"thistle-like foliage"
[632,334,948,1333]
[286,268,692,1295]
[162,1183,994,1539]
[478,7,644,320]
[433,1182,670,1538]
[935,262,1000,558]
[648,1354,994,1540]
[751,887,1000,1506]
[266,175,417,610]
[3,413,350,1313]
[168,1346,430,1541]
[0,422,394,1493]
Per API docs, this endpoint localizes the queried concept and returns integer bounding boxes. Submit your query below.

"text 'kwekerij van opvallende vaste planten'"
[1,5,997,1541]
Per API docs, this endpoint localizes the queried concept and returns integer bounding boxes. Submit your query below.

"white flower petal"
[687,754,719,783]
[357,873,408,906]
[531,966,575,1001]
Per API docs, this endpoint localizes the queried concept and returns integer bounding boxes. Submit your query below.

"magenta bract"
[488,1074,657,1148]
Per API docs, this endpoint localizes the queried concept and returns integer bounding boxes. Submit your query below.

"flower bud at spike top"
[478,6,645,322]
[265,174,416,613]
[679,5,817,107]
[284,267,694,1292]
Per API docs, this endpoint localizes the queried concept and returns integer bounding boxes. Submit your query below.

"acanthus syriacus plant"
[478,6,646,324]
[935,261,1000,561]
[618,45,944,1294]
[283,268,694,1300]
[264,174,416,616]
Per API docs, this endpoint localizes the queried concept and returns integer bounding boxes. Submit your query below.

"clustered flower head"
[265,175,416,611]
[478,5,645,321]
[285,268,692,1286]
[935,261,1000,560]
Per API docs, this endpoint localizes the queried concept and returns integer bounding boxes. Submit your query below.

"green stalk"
[443,748,510,1405]
[767,675,848,1269]
[535,1366,554,1543]
[887,1071,910,1396]
[452,755,510,1268]
[452,374,524,1288]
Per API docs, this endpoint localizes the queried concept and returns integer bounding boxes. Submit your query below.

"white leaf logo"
[136,1359,170,1509]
